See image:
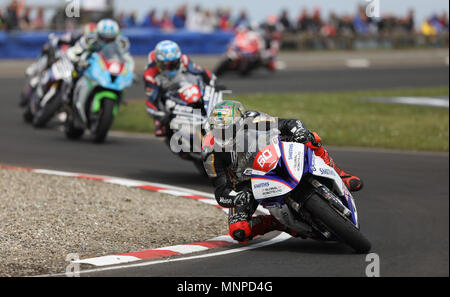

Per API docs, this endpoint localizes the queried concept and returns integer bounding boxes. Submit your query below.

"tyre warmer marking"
[0,165,243,267]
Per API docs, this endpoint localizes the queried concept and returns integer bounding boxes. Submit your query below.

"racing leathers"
[66,32,133,72]
[202,111,363,242]
[143,52,213,136]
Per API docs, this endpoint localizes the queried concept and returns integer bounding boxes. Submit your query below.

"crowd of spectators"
[0,0,46,31]
[114,4,251,33]
[277,5,448,37]
[1,1,448,38]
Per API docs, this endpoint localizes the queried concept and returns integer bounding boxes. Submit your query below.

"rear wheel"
[90,98,115,143]
[304,193,371,254]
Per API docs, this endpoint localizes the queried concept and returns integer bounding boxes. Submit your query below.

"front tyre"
[304,193,371,254]
[23,104,34,124]
[90,98,115,143]
[33,93,62,128]
[64,114,84,140]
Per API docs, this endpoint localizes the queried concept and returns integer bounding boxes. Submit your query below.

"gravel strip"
[0,169,227,277]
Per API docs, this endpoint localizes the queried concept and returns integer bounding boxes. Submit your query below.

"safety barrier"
[0,28,234,59]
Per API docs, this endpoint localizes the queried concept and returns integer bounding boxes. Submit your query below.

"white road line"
[155,245,209,254]
[346,59,371,68]
[73,255,141,266]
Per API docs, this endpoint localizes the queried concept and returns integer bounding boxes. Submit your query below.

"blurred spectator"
[218,8,232,31]
[421,18,438,36]
[402,9,415,32]
[124,11,137,28]
[353,7,370,35]
[279,10,292,32]
[0,8,5,30]
[438,12,449,29]
[19,6,31,30]
[202,9,216,32]
[235,10,250,28]
[172,5,187,29]
[5,0,20,30]
[31,7,46,30]
[160,10,174,31]
[141,9,159,28]
[186,5,204,31]
[297,8,310,32]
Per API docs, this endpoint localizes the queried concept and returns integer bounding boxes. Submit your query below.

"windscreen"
[100,43,124,62]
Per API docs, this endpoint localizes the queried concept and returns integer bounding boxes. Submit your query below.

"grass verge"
[112,87,449,152]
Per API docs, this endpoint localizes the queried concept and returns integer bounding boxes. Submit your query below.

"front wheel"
[33,92,62,128]
[64,114,84,140]
[90,98,115,143]
[23,103,34,124]
[304,193,371,254]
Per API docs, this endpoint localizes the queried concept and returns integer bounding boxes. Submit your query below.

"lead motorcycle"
[64,43,134,143]
[215,29,267,77]
[159,73,226,175]
[236,128,371,253]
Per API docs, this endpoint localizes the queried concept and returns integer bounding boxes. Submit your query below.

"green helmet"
[207,100,246,148]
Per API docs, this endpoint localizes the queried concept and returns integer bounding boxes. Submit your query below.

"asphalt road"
[0,66,448,276]
[125,65,450,98]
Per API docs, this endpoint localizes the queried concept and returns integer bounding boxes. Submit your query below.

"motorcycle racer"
[143,40,214,137]
[20,23,97,107]
[66,19,133,71]
[202,100,363,243]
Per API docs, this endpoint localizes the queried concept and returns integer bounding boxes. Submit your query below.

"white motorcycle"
[236,128,371,253]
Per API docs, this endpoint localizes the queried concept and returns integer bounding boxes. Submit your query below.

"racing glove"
[233,190,254,207]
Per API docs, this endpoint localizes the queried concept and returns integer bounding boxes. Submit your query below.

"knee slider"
[229,221,251,242]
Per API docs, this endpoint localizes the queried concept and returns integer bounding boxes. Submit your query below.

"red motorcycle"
[214,29,268,76]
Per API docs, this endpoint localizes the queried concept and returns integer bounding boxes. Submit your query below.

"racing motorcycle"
[159,73,225,175]
[64,43,134,143]
[236,128,371,253]
[22,46,72,128]
[215,29,267,77]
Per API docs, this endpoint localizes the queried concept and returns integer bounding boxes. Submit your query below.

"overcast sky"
[17,0,450,25]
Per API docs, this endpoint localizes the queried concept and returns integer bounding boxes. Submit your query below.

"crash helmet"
[207,100,246,149]
[96,19,120,43]
[154,40,182,78]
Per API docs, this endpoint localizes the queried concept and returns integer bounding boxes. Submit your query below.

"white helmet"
[96,19,120,43]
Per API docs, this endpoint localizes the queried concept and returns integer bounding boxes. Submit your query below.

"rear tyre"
[304,193,371,254]
[91,98,115,143]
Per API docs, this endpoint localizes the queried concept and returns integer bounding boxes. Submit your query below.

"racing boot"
[154,120,166,137]
[266,59,277,72]
[306,132,364,192]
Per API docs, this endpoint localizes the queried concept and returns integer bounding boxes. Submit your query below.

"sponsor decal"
[254,182,270,189]
[288,144,294,160]
[319,168,335,176]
